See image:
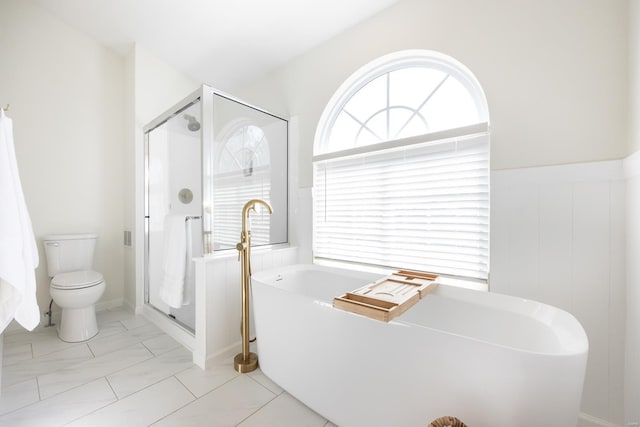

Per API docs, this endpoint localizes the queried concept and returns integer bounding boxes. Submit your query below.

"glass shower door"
[145,100,202,332]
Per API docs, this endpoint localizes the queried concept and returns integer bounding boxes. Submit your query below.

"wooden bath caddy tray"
[333,270,439,322]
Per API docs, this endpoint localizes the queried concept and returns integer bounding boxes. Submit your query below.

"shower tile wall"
[490,160,625,425]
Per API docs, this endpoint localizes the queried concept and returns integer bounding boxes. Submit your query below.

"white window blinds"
[213,169,271,250]
[313,125,489,280]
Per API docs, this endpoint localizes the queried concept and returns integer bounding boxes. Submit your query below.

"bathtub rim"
[251,263,589,357]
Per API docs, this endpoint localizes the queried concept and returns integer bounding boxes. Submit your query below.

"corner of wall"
[123,44,137,309]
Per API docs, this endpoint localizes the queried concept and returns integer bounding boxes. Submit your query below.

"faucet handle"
[236,242,246,261]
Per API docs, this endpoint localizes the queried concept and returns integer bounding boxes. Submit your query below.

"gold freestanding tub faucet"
[234,199,273,373]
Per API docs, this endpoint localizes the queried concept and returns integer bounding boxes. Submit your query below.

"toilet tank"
[42,234,97,277]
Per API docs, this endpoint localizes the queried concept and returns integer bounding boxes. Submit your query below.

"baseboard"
[134,304,145,316]
[578,412,621,427]
[122,299,137,314]
[95,298,124,312]
[201,341,240,370]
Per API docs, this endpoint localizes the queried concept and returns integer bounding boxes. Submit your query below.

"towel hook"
[3,104,9,111]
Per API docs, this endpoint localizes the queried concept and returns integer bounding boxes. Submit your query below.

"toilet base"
[57,306,99,342]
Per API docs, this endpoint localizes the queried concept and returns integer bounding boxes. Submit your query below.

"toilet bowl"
[49,270,105,342]
[43,234,107,343]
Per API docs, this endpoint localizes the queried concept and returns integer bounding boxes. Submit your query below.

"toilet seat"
[51,270,104,290]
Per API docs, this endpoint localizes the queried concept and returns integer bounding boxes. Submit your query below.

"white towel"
[159,215,188,308]
[0,109,40,333]
[182,217,193,306]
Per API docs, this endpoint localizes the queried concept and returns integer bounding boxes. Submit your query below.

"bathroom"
[0,0,638,426]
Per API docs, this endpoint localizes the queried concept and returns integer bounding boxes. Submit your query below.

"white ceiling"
[31,0,400,91]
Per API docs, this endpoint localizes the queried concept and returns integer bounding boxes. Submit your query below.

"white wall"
[0,0,125,313]
[238,0,629,187]
[123,41,137,309]
[491,161,626,425]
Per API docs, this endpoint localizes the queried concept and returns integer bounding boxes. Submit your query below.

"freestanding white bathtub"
[251,264,588,427]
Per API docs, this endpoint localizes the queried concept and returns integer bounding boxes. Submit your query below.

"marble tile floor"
[0,307,336,427]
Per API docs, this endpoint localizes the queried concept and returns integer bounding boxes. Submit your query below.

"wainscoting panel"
[491,160,625,425]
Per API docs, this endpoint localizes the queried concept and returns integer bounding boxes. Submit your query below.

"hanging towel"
[0,109,40,333]
[159,215,188,308]
[182,217,193,306]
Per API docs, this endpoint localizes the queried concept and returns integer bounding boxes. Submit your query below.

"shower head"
[183,114,201,132]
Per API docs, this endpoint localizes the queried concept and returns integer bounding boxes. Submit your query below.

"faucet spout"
[241,199,273,234]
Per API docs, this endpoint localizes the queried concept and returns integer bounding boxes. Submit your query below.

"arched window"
[313,50,490,281]
[213,122,271,249]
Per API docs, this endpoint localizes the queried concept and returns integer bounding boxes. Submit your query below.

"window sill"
[313,258,488,292]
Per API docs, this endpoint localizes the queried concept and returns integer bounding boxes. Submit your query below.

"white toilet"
[43,234,106,342]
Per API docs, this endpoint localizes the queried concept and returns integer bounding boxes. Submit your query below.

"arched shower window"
[217,124,270,174]
[213,123,271,249]
[313,50,490,280]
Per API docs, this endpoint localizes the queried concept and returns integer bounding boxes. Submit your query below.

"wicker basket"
[428,416,468,427]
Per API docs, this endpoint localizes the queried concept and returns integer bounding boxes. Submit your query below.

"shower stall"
[143,85,288,341]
